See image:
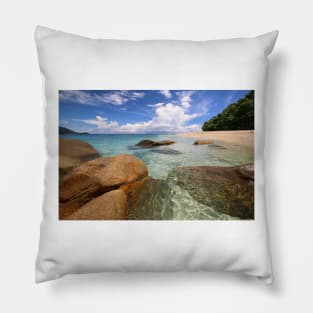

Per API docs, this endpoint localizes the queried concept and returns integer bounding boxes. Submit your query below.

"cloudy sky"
[59,90,251,134]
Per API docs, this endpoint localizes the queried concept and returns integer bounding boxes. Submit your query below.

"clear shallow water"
[61,134,253,179]
[61,134,253,220]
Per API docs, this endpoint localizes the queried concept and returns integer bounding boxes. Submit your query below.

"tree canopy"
[202,91,254,131]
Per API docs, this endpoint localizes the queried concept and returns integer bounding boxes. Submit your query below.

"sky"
[59,90,251,134]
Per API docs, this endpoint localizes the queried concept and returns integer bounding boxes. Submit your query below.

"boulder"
[64,190,127,220]
[59,173,103,218]
[59,154,148,210]
[167,164,254,219]
[135,139,175,148]
[193,139,213,145]
[135,139,156,147]
[152,140,175,146]
[59,138,100,181]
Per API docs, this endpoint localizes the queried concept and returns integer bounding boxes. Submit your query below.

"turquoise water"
[61,133,253,179]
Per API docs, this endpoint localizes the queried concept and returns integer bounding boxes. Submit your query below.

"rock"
[193,139,213,145]
[152,140,175,146]
[135,139,155,147]
[151,148,182,155]
[207,144,226,149]
[59,198,88,219]
[122,177,174,220]
[167,164,254,219]
[59,138,100,182]
[64,190,127,220]
[135,139,175,148]
[59,173,103,218]
[237,164,254,179]
[59,154,148,210]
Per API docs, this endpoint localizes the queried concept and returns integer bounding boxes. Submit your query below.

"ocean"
[60,133,253,179]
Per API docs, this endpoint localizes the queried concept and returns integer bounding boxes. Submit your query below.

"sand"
[178,130,254,149]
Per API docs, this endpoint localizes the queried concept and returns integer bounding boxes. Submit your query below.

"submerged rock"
[59,138,100,182]
[193,139,213,145]
[135,139,175,148]
[65,190,127,220]
[151,148,182,155]
[207,144,226,149]
[123,177,174,220]
[167,164,254,219]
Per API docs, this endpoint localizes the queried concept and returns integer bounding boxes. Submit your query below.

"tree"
[202,91,254,131]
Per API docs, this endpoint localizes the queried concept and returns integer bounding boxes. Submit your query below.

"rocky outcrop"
[193,139,213,145]
[64,190,127,220]
[59,138,100,182]
[59,154,148,219]
[167,164,254,219]
[135,139,175,148]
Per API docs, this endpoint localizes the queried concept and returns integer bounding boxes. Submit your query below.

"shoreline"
[177,130,254,149]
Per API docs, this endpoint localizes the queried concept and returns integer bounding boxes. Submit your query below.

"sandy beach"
[178,130,254,149]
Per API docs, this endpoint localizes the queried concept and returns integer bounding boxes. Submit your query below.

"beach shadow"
[265,51,288,293]
[46,271,277,295]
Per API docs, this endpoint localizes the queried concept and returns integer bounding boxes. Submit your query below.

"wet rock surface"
[135,139,175,148]
[207,144,226,149]
[124,177,174,220]
[167,164,254,219]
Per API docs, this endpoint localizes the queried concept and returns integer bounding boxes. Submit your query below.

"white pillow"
[35,26,277,283]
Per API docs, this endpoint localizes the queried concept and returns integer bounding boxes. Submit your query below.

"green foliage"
[202,91,254,131]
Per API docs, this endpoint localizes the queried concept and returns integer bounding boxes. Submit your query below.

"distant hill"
[202,91,254,131]
[59,126,89,135]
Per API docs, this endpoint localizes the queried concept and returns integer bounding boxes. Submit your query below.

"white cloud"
[78,90,204,133]
[60,91,97,105]
[80,115,119,130]
[147,102,164,108]
[175,91,194,109]
[96,93,124,105]
[160,90,171,99]
[60,90,145,106]
[60,120,69,126]
[81,102,201,134]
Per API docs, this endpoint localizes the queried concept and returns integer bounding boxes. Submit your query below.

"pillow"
[35,26,278,283]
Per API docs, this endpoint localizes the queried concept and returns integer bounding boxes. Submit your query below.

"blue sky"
[59,90,251,134]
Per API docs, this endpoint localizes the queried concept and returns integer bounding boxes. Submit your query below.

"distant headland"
[59,126,89,135]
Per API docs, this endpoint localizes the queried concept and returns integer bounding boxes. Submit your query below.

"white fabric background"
[0,0,312,312]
